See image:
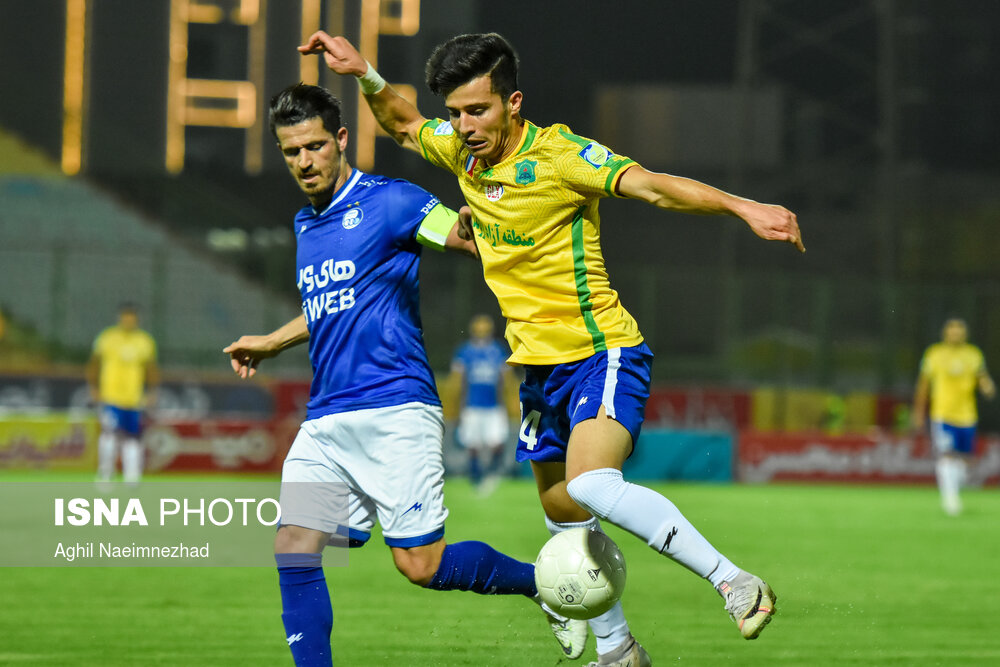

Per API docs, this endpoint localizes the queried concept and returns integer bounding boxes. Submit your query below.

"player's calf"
[275,552,333,667]
[414,540,537,596]
[391,539,446,585]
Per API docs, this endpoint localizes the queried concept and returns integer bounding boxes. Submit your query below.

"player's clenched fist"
[298,31,367,77]
[457,206,475,241]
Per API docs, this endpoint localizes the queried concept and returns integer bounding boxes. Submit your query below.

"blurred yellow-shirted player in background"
[86,303,159,485]
[912,318,995,515]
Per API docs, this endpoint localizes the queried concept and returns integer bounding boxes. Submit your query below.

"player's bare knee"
[396,559,436,586]
[538,484,592,523]
[391,542,444,586]
[274,524,327,554]
[393,553,439,586]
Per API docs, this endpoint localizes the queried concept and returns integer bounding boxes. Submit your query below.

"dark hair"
[268,83,343,140]
[425,33,519,99]
[118,302,139,314]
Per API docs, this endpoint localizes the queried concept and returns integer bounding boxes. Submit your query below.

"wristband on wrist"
[357,61,386,95]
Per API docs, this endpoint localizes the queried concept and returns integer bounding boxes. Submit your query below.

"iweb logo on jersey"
[299,258,357,324]
[342,207,364,229]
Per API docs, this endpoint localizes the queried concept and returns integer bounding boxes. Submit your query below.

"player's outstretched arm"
[298,31,427,153]
[617,165,805,253]
[223,315,310,379]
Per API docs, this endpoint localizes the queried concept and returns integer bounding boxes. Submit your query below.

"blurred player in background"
[87,302,158,485]
[303,31,803,665]
[224,83,579,666]
[912,318,995,515]
[449,313,512,494]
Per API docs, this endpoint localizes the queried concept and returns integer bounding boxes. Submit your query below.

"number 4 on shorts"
[519,405,541,450]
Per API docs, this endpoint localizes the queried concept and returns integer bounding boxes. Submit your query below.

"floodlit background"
[3,1,999,389]
[2,2,1000,665]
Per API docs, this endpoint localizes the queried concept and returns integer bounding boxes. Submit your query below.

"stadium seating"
[0,128,301,367]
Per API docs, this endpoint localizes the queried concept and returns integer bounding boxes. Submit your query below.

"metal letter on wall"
[355,0,419,171]
[166,0,267,174]
[62,0,90,175]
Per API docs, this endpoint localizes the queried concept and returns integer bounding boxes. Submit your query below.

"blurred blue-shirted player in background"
[450,314,512,493]
[224,84,576,666]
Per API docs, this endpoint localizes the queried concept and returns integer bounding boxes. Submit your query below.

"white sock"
[936,458,959,502]
[97,432,117,481]
[121,438,143,485]
[545,515,631,655]
[954,458,968,488]
[567,468,740,588]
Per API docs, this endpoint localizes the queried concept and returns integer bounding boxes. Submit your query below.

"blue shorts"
[516,344,653,463]
[100,405,144,437]
[930,421,976,456]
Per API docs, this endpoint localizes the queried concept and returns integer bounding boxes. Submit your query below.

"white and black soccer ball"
[534,527,627,620]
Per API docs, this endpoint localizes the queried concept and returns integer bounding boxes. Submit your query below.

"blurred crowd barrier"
[6,372,997,487]
[0,371,308,475]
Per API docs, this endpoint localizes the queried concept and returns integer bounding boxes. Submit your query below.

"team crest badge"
[342,207,363,229]
[515,159,537,185]
[484,183,504,201]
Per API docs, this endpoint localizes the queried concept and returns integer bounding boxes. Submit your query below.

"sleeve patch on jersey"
[415,201,456,252]
[433,120,455,136]
[578,142,611,168]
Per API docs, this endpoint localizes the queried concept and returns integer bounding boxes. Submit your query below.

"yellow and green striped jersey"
[416,118,643,365]
[920,342,986,426]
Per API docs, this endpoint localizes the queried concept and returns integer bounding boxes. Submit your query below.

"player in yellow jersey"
[301,31,802,664]
[912,318,995,515]
[87,303,158,485]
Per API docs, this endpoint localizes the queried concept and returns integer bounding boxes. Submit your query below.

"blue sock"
[276,553,333,667]
[487,448,504,476]
[469,455,482,485]
[426,541,537,596]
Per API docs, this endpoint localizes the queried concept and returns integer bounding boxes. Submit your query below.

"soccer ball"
[534,528,627,620]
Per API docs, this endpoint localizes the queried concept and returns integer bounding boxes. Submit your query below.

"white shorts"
[280,402,448,548]
[457,406,509,450]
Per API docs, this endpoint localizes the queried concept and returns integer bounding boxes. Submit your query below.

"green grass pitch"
[1,475,998,665]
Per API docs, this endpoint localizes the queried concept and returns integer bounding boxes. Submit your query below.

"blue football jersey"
[294,169,442,419]
[452,340,508,408]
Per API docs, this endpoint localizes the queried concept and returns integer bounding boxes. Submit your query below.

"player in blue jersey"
[449,314,513,493]
[223,83,579,666]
